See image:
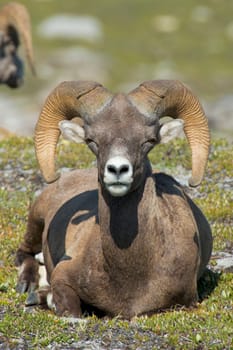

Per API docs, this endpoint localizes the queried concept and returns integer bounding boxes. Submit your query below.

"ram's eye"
[85,139,98,154]
[141,139,157,153]
[147,138,157,144]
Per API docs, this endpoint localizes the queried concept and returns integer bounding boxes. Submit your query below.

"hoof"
[16,281,37,294]
[16,281,28,294]
[26,291,40,306]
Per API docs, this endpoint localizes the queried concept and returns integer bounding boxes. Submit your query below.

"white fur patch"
[47,292,56,311]
[59,121,85,143]
[35,252,44,264]
[159,119,184,144]
[38,265,49,289]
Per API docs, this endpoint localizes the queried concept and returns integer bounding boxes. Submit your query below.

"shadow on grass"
[197,268,220,302]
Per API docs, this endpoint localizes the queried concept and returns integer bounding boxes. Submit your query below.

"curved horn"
[0,2,35,74]
[35,80,113,183]
[128,80,210,187]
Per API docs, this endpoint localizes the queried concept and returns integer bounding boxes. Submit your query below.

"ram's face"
[84,95,159,197]
[0,32,23,88]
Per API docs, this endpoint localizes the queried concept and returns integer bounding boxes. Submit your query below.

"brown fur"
[16,167,212,319]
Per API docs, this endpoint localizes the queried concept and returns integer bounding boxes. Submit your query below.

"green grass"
[0,136,232,349]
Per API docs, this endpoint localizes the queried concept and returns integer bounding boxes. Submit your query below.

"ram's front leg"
[16,253,39,293]
[15,204,44,294]
[23,261,51,309]
[16,252,51,306]
[50,261,82,317]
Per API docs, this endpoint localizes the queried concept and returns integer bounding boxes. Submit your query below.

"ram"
[0,2,35,88]
[16,79,212,319]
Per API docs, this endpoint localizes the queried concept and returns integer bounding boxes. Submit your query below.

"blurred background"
[0,0,233,139]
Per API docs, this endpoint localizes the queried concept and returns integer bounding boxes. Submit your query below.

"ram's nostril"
[105,157,132,180]
[119,165,129,175]
[107,164,130,176]
[107,165,117,174]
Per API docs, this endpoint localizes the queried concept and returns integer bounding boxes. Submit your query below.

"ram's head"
[34,80,210,194]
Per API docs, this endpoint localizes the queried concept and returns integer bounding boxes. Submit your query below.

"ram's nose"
[105,156,133,181]
[104,156,133,197]
[107,163,130,179]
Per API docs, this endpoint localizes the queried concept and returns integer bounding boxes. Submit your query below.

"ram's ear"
[59,120,85,143]
[159,119,184,144]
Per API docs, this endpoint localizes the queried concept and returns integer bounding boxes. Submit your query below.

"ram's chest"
[75,245,198,318]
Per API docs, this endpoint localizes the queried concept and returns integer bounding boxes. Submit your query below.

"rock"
[191,6,213,23]
[38,15,103,42]
[212,252,233,273]
[152,15,179,33]
[47,46,110,82]
[0,93,38,136]
[204,95,233,134]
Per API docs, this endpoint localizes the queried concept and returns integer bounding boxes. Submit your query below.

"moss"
[149,137,191,171]
[0,137,36,170]
[57,140,95,169]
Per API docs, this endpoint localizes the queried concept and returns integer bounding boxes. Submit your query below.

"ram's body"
[16,80,212,319]
[0,2,35,88]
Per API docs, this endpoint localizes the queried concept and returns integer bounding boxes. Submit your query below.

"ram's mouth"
[105,182,131,197]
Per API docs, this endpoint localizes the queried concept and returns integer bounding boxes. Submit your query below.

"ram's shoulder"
[152,171,186,198]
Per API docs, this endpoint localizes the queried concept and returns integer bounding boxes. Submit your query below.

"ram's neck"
[98,162,159,274]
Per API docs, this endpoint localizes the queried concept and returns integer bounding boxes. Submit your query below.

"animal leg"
[25,263,51,308]
[16,255,39,293]
[50,262,82,317]
[25,285,51,308]
[15,206,44,293]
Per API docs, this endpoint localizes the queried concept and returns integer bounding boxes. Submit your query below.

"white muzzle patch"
[104,156,133,197]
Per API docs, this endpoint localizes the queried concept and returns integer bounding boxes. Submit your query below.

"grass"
[0,135,232,349]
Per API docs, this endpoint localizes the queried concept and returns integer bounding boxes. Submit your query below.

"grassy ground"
[0,135,232,349]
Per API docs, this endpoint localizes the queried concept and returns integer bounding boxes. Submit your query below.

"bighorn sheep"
[16,79,212,319]
[0,2,35,88]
